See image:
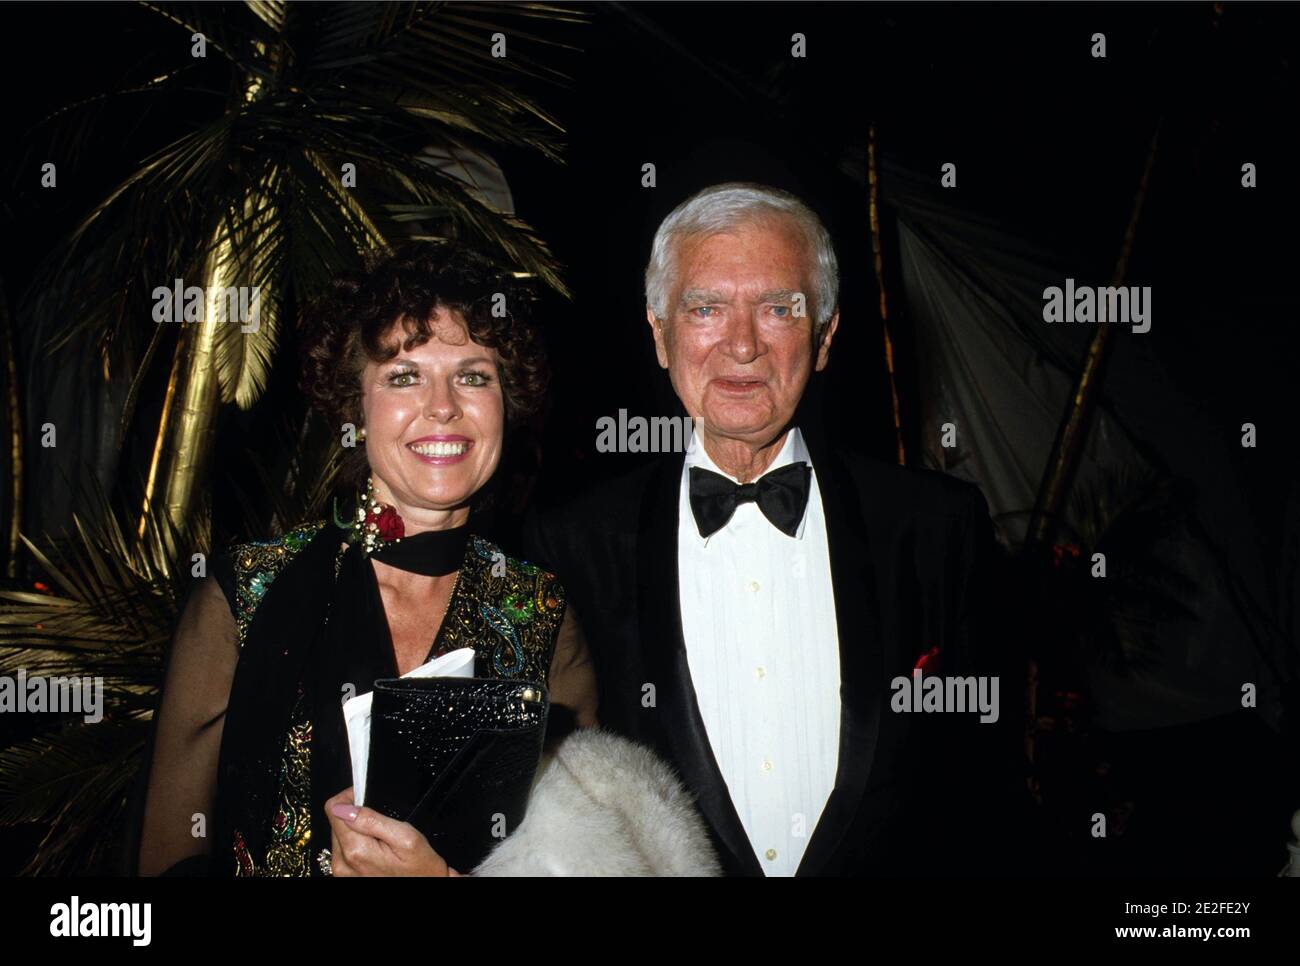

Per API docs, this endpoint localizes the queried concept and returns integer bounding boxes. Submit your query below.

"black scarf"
[216,520,470,876]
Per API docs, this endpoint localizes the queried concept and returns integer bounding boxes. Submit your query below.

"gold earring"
[357,426,367,441]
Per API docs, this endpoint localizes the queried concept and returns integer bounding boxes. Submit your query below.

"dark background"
[4,3,1296,531]
[2,2,1298,876]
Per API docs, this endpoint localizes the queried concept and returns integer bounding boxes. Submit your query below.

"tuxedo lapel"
[635,454,763,876]
[795,441,885,875]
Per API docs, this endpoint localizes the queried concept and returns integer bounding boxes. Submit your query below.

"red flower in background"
[914,646,941,674]
[1050,542,1082,568]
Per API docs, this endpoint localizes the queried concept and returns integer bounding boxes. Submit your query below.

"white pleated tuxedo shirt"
[676,427,842,876]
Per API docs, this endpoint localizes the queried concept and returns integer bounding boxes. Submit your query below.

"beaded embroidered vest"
[221,521,566,876]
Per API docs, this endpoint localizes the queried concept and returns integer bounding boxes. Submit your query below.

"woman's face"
[360,307,505,531]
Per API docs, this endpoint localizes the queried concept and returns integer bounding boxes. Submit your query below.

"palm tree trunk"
[135,54,278,568]
[136,242,230,567]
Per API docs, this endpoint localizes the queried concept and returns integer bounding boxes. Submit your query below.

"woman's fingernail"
[330,804,358,821]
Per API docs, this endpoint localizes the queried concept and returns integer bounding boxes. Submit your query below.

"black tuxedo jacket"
[523,434,1031,876]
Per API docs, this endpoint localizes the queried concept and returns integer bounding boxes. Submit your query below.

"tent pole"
[1027,122,1161,550]
[868,125,907,466]
[1021,122,1161,801]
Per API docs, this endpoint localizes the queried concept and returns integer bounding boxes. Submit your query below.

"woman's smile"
[406,435,474,464]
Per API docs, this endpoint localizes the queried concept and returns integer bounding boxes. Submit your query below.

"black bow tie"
[688,462,812,539]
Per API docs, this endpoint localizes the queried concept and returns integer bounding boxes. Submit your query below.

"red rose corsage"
[347,476,405,554]
[372,504,405,542]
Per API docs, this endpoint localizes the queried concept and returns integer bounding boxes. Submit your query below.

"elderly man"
[525,182,1025,876]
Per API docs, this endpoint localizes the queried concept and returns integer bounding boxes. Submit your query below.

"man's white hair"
[644,182,839,332]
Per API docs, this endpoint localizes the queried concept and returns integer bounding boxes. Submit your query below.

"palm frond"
[138,0,279,69]
[28,1,584,389]
[244,0,290,34]
[19,65,202,174]
[42,117,233,355]
[0,475,208,874]
[0,441,342,873]
[0,720,148,875]
[207,170,292,408]
[0,478,207,694]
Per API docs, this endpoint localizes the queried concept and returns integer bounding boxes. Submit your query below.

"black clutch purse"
[363,677,549,873]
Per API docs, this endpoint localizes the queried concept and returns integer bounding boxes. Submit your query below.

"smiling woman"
[300,244,550,500]
[131,245,613,877]
[358,322,505,537]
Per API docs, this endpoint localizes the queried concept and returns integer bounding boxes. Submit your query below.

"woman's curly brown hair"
[299,242,549,487]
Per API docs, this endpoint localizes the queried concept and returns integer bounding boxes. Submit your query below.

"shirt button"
[755,666,766,680]
[765,848,777,861]
[761,759,773,772]
[748,580,760,593]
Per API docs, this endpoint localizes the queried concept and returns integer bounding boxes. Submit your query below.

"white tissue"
[343,647,476,806]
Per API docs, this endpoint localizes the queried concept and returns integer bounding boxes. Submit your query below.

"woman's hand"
[324,787,463,876]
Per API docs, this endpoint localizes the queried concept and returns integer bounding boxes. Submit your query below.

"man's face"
[648,215,838,448]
